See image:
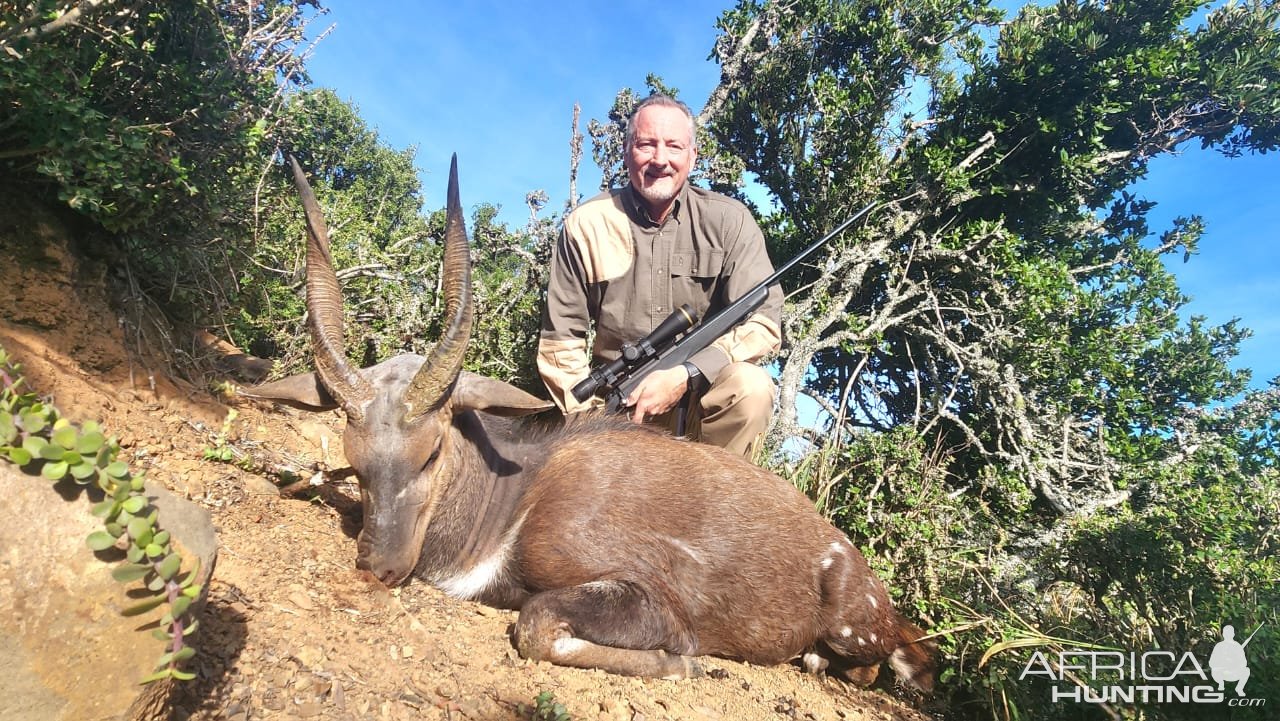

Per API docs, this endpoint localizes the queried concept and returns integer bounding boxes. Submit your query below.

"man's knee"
[697,363,775,458]
[706,362,774,417]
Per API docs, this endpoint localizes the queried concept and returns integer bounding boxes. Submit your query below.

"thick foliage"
[0,0,318,339]
[703,1,1279,718]
[0,1,311,232]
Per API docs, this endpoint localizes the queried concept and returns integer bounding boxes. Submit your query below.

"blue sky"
[304,1,1278,390]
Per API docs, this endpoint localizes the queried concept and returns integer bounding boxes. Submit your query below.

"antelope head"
[246,155,549,585]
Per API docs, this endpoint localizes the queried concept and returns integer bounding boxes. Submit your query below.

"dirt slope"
[0,197,930,721]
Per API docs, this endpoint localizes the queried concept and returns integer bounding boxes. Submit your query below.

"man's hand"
[625,365,690,424]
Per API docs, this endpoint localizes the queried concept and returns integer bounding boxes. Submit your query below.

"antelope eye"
[422,444,441,472]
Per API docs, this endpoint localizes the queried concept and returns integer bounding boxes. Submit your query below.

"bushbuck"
[245,155,935,691]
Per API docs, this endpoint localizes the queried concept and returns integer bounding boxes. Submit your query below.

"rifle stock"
[574,200,879,413]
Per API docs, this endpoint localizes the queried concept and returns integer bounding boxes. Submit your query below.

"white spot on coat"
[666,536,704,564]
[551,637,588,657]
[866,593,879,609]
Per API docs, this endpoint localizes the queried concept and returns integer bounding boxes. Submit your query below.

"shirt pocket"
[669,248,725,315]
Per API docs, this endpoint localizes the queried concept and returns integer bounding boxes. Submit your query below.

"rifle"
[571,200,879,421]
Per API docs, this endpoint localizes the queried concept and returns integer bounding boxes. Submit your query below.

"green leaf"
[70,460,97,480]
[170,669,197,681]
[51,424,77,450]
[105,460,128,478]
[6,446,32,465]
[0,413,16,444]
[121,495,147,514]
[126,516,152,542]
[76,430,105,454]
[157,553,182,581]
[20,411,47,434]
[182,583,203,599]
[86,530,117,551]
[183,619,200,636]
[145,543,164,558]
[152,530,170,546]
[178,558,202,588]
[127,545,145,563]
[90,499,117,519]
[121,595,166,616]
[42,460,68,480]
[170,594,192,617]
[22,435,48,458]
[111,563,151,583]
[38,440,66,461]
[140,669,172,684]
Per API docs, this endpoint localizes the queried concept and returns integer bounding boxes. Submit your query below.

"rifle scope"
[571,304,698,403]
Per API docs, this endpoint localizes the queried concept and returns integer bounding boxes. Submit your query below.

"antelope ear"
[453,372,554,417]
[240,372,338,411]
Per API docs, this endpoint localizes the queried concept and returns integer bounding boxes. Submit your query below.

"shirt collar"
[623,183,688,227]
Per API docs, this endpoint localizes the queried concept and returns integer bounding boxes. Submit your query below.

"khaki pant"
[660,362,775,459]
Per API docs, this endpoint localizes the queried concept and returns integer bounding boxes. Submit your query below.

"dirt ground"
[0,197,931,721]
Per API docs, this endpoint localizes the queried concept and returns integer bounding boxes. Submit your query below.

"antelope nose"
[356,549,411,587]
[376,567,407,587]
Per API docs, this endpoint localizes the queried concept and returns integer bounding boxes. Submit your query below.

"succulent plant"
[0,346,200,683]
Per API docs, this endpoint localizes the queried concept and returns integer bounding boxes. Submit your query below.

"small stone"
[599,698,630,720]
[398,691,426,709]
[295,701,324,718]
[296,645,326,668]
[331,679,346,709]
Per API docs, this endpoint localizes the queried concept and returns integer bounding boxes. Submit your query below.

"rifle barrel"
[1241,623,1263,648]
[765,201,877,286]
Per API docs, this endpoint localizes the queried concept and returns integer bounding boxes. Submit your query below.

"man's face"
[625,104,697,218]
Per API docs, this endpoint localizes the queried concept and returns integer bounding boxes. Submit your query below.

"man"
[537,94,782,458]
[1209,625,1252,697]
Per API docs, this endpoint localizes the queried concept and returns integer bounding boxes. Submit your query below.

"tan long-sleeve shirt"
[538,183,782,413]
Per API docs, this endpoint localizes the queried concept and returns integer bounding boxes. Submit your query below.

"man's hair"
[624,94,697,149]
